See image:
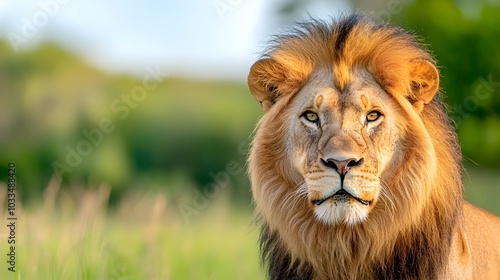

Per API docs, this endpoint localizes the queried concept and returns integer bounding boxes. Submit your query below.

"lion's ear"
[409,60,439,110]
[248,58,306,111]
[248,58,281,111]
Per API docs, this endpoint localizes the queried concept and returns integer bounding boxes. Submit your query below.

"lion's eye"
[366,111,382,122]
[303,111,319,123]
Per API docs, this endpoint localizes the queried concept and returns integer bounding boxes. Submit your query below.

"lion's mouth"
[312,189,370,206]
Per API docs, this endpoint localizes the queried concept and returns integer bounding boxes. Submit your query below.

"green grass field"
[0,167,498,280]
[0,185,264,280]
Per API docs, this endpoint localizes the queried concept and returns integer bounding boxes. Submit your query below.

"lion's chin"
[314,200,369,225]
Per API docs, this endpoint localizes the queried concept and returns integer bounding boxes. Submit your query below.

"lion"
[247,14,500,280]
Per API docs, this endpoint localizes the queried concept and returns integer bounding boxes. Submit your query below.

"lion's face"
[248,17,442,229]
[287,69,401,225]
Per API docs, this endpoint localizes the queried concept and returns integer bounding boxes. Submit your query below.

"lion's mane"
[248,15,463,279]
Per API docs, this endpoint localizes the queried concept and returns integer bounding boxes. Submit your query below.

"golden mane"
[248,15,466,279]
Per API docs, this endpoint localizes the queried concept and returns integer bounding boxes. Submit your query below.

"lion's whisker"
[379,178,396,221]
[279,181,308,213]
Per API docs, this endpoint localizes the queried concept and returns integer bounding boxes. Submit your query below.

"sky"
[0,0,349,80]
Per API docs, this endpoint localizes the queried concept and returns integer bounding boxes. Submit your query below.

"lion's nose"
[321,157,363,176]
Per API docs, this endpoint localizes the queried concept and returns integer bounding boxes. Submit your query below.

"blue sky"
[0,0,349,80]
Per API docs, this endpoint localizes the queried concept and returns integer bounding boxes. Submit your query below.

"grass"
[0,181,264,280]
[0,167,498,280]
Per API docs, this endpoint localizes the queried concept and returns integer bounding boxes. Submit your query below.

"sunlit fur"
[248,15,500,279]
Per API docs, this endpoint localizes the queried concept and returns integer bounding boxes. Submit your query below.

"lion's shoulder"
[463,202,500,278]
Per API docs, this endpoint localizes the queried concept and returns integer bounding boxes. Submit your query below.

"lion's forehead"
[297,68,391,117]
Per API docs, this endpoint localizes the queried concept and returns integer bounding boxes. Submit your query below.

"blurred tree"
[0,42,259,203]
[391,0,500,165]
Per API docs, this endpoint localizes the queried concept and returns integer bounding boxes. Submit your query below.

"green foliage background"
[394,0,500,165]
[0,42,260,204]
